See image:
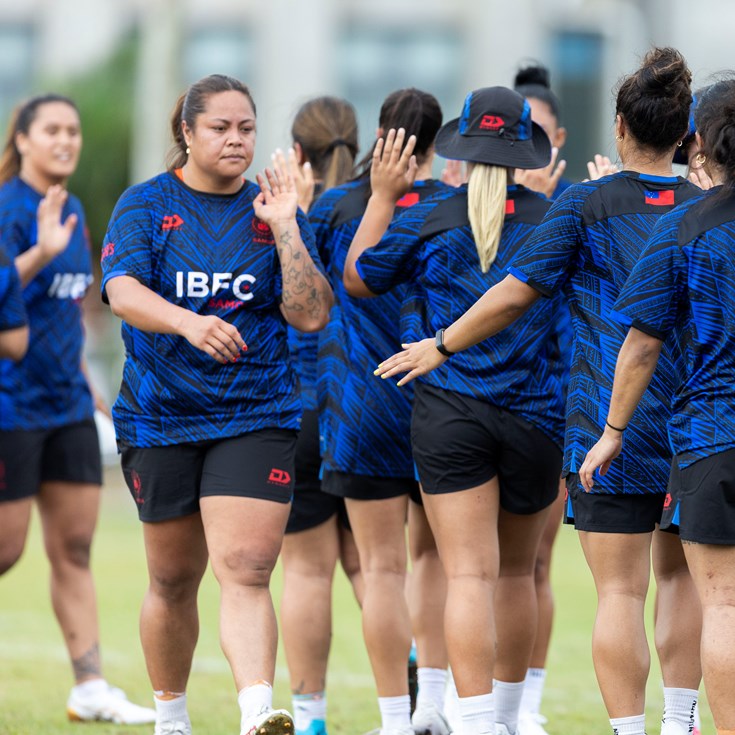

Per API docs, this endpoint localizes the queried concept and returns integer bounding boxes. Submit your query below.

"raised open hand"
[254,148,299,227]
[370,128,418,203]
[36,185,78,262]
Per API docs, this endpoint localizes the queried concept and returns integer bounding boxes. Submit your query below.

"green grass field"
[0,467,713,735]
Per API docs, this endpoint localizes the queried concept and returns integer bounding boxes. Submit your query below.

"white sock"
[494,680,524,733]
[378,695,411,730]
[519,668,546,716]
[154,693,188,723]
[239,683,273,722]
[72,678,108,697]
[458,692,494,735]
[610,714,646,735]
[444,669,461,734]
[416,668,447,711]
[663,688,698,733]
[293,692,327,730]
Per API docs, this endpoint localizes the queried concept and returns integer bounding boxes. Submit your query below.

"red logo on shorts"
[663,492,672,509]
[479,115,504,130]
[131,470,144,505]
[268,469,291,486]
[252,218,275,244]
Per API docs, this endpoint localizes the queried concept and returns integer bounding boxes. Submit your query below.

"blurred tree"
[56,36,137,254]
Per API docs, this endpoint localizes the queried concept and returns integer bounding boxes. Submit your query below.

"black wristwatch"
[435,328,455,357]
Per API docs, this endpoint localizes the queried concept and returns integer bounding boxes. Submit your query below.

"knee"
[0,542,25,575]
[215,545,279,588]
[52,533,93,570]
[149,565,203,604]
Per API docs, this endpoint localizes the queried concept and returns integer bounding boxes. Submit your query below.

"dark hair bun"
[515,65,551,90]
[616,46,692,152]
[636,47,692,96]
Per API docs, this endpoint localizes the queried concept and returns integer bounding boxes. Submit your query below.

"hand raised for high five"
[370,128,418,203]
[515,147,567,199]
[289,147,316,212]
[36,185,78,263]
[585,154,619,181]
[254,148,299,227]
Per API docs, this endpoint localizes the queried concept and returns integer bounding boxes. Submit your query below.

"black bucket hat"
[435,86,551,169]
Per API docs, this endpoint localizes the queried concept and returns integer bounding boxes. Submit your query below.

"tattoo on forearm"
[276,228,326,321]
[72,642,102,680]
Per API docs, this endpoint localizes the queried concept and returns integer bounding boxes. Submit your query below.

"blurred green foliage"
[58,36,137,254]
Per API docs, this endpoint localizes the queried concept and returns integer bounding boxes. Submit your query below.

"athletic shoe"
[242,707,295,735]
[155,720,192,735]
[496,724,517,735]
[412,704,451,735]
[517,713,549,735]
[67,683,156,724]
[296,718,327,735]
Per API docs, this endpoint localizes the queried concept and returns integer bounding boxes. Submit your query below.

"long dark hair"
[0,94,79,186]
[694,77,735,190]
[353,88,443,181]
[166,74,257,171]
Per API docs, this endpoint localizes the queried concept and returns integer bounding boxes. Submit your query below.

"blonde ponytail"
[467,164,507,272]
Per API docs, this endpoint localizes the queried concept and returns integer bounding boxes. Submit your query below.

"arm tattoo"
[275,227,326,321]
[72,642,102,680]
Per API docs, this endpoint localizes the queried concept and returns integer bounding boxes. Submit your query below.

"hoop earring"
[616,135,623,142]
[186,146,191,155]
[677,140,683,147]
[695,153,706,166]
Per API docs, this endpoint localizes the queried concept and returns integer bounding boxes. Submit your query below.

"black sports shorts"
[322,469,420,502]
[286,410,350,533]
[565,473,668,534]
[661,448,735,544]
[0,419,102,501]
[120,428,297,522]
[411,383,561,515]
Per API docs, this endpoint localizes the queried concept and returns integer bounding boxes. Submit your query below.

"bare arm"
[106,275,246,364]
[15,185,79,286]
[579,327,663,490]
[0,325,29,361]
[254,150,333,332]
[375,273,542,385]
[343,128,417,298]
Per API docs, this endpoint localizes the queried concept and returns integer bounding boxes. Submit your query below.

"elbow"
[1,326,29,362]
[343,268,374,298]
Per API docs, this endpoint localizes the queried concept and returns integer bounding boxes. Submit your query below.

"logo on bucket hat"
[435,86,551,170]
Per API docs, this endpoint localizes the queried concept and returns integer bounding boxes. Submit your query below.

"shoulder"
[674,188,735,247]
[312,179,369,229]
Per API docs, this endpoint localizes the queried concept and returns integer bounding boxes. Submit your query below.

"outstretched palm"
[254,149,298,227]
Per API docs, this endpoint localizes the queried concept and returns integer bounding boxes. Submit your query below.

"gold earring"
[695,152,706,165]
[186,146,190,155]
[616,135,623,142]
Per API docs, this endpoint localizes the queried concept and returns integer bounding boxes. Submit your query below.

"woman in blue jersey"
[101,74,332,735]
[344,86,566,735]
[0,245,28,359]
[280,95,364,735]
[376,48,702,735]
[579,76,735,735]
[0,94,155,724]
[309,88,448,735]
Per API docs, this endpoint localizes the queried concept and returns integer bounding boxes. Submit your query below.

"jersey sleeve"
[611,210,685,340]
[507,188,585,296]
[308,186,346,274]
[0,247,26,330]
[100,185,156,303]
[355,202,427,295]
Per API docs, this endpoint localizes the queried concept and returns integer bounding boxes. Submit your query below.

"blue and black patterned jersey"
[0,245,26,332]
[100,172,323,448]
[311,178,448,477]
[0,177,93,430]
[613,188,735,468]
[509,171,700,493]
[358,184,567,447]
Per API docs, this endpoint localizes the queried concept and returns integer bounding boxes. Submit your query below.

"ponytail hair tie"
[325,138,354,155]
